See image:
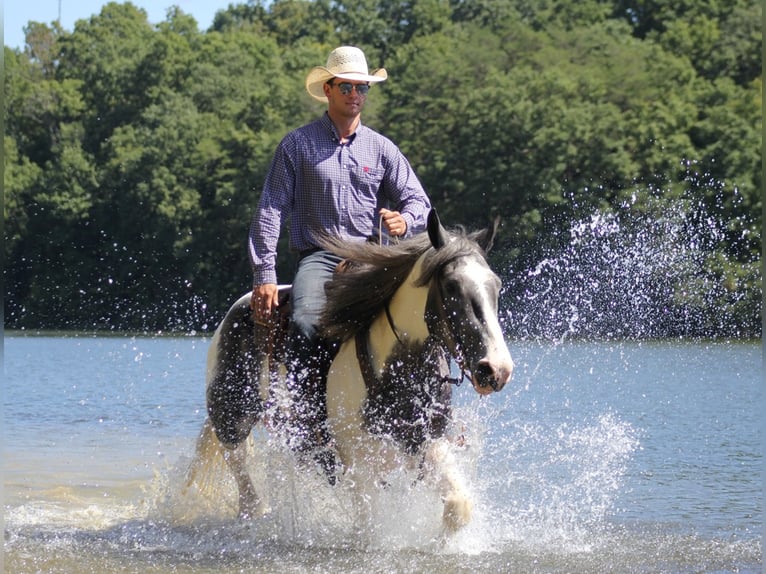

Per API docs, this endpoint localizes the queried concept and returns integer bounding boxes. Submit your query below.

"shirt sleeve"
[382,142,431,237]
[248,136,295,286]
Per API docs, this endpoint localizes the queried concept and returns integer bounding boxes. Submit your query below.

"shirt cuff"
[402,213,416,238]
[253,268,277,286]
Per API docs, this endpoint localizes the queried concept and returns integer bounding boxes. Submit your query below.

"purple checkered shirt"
[249,113,431,285]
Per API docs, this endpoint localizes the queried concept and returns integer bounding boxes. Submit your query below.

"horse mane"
[318,226,491,342]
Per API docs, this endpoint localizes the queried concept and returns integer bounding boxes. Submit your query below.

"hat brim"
[305,67,387,102]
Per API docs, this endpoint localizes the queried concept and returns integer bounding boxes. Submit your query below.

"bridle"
[378,271,473,388]
[350,235,484,392]
[355,299,469,397]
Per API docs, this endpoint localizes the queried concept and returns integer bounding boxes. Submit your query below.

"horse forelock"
[318,228,490,342]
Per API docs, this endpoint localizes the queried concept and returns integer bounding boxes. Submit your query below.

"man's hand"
[250,283,279,324]
[379,208,407,237]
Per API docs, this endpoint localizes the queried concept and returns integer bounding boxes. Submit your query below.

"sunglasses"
[333,82,370,96]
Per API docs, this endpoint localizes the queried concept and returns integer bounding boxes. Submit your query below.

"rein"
[449,347,472,388]
[351,228,472,395]
[378,214,401,247]
[384,303,403,345]
[355,301,471,397]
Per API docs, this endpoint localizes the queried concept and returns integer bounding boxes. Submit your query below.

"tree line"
[4,0,762,338]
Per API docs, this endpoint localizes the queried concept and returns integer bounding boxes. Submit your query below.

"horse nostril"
[474,358,513,392]
[475,361,494,378]
[474,360,496,389]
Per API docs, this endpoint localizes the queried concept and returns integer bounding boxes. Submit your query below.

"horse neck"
[367,254,430,372]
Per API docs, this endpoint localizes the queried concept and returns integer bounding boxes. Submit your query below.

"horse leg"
[284,336,342,483]
[205,294,269,519]
[424,438,473,532]
[221,441,262,519]
[208,380,263,519]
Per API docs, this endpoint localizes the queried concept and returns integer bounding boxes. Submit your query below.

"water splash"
[489,413,638,550]
[156,432,450,549]
[7,392,757,573]
[138,397,639,560]
[505,190,760,340]
[437,397,640,556]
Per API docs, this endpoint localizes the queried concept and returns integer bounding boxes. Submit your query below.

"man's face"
[324,80,370,118]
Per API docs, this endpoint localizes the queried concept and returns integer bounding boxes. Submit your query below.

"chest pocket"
[350,166,385,193]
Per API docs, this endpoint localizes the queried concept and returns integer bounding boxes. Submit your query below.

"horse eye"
[471,298,484,321]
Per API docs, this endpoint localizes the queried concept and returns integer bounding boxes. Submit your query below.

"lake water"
[3,334,762,573]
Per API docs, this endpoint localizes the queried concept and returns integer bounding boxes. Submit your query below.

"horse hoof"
[442,493,473,532]
[238,496,265,521]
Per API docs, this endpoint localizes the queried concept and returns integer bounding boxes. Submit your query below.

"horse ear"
[427,208,448,249]
[475,215,501,254]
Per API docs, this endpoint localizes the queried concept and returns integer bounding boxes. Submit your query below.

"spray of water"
[141,393,638,562]
[505,187,760,340]
[155,429,451,550]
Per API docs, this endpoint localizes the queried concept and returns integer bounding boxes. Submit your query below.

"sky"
[4,0,238,50]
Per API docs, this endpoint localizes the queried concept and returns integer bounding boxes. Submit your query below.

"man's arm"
[248,136,296,284]
[382,142,431,237]
[248,137,296,318]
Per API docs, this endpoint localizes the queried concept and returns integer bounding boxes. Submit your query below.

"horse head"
[424,209,513,395]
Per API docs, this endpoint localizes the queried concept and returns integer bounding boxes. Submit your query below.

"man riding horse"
[201,209,513,527]
[247,46,432,475]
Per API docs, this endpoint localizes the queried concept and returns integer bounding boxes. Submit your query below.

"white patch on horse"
[459,257,514,391]
[326,255,430,473]
[368,255,430,373]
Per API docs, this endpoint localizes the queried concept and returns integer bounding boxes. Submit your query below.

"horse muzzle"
[470,358,513,395]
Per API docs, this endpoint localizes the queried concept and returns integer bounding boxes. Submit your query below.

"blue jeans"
[286,249,343,450]
[289,249,343,344]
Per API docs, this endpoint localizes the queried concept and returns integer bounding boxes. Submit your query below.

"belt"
[298,247,323,261]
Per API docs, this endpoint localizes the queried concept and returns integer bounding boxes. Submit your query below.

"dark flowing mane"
[319,226,491,342]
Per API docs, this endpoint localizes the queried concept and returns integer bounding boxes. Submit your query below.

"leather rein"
[354,294,472,397]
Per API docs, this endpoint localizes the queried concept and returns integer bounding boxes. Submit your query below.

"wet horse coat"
[193,210,514,531]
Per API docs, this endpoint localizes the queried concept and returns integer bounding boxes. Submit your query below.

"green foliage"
[614,0,762,84]
[4,135,42,257]
[3,0,761,336]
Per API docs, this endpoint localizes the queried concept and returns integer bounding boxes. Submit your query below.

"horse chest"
[326,336,452,458]
[326,341,368,427]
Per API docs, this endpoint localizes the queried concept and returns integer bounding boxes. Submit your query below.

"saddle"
[256,256,359,384]
[256,256,358,369]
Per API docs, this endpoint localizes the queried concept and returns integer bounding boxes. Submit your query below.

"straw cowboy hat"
[305,46,387,103]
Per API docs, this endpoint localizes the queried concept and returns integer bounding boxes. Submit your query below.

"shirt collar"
[321,112,363,144]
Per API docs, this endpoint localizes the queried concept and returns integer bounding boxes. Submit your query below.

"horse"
[188,209,514,533]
